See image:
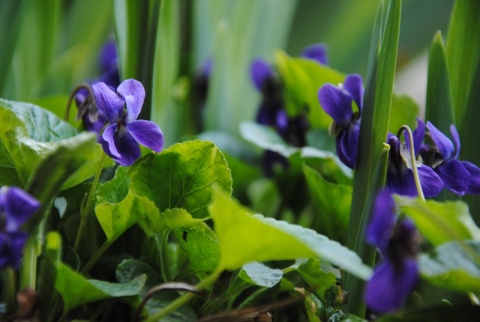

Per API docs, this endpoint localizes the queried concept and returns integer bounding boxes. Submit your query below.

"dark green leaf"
[25,132,101,232]
[303,165,351,241]
[129,140,232,219]
[55,262,146,314]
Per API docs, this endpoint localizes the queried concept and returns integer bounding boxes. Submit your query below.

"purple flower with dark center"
[365,191,419,314]
[0,186,40,269]
[420,122,480,195]
[301,43,328,65]
[92,79,164,166]
[318,74,364,169]
[386,120,444,198]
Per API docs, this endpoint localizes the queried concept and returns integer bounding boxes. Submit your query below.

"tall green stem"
[143,269,222,322]
[74,153,106,251]
[19,234,41,290]
[1,268,15,314]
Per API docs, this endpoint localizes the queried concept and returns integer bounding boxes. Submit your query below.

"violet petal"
[318,84,353,126]
[301,43,328,65]
[436,159,470,195]
[127,120,164,152]
[343,74,364,112]
[426,121,455,160]
[250,59,273,92]
[1,187,40,232]
[92,82,124,123]
[117,79,145,122]
[366,191,396,254]
[365,258,418,314]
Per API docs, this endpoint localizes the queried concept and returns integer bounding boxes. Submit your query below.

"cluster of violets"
[74,41,164,166]
[317,74,480,196]
[250,44,328,175]
[0,187,40,269]
[318,74,480,313]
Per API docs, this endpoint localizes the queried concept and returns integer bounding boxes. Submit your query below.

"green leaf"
[55,262,146,314]
[25,132,101,232]
[247,179,282,218]
[209,189,372,279]
[96,166,130,205]
[303,165,351,242]
[157,208,220,273]
[420,241,480,294]
[238,262,283,288]
[446,0,480,126]
[0,99,110,189]
[274,51,345,128]
[344,0,401,315]
[129,140,232,219]
[395,196,480,246]
[297,258,337,300]
[96,192,159,242]
[426,31,455,133]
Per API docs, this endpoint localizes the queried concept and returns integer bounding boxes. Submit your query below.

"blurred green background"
[0,0,454,139]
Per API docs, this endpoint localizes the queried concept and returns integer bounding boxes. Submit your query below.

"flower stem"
[399,125,425,201]
[73,153,106,252]
[81,239,113,274]
[19,234,41,290]
[64,83,95,122]
[143,269,222,322]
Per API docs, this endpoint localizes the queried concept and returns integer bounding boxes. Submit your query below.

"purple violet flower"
[386,120,444,198]
[0,186,40,269]
[301,43,328,65]
[92,79,164,166]
[420,122,480,195]
[318,74,364,169]
[365,191,419,314]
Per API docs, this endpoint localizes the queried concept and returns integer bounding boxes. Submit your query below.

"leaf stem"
[143,269,222,322]
[73,153,106,251]
[157,231,172,282]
